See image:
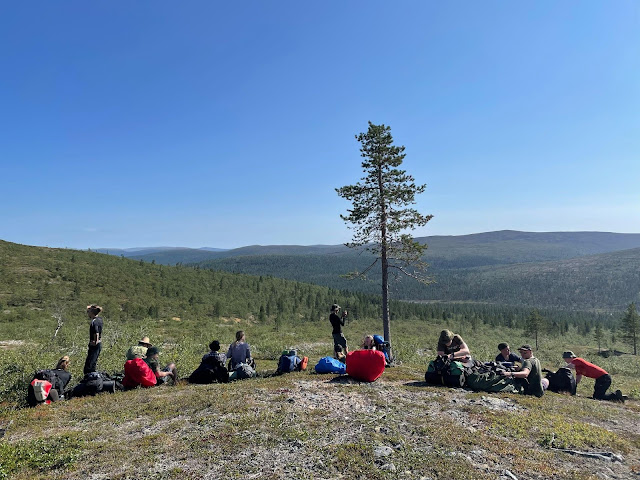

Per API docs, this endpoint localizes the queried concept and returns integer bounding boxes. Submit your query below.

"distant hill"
[118,231,640,268]
[92,231,640,312]
[196,245,640,312]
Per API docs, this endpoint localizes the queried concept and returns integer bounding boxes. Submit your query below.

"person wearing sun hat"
[84,304,103,374]
[499,344,548,397]
[126,336,153,360]
[562,351,624,402]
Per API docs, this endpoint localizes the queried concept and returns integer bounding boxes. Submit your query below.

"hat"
[517,344,532,351]
[146,346,160,356]
[498,343,509,351]
[331,304,340,311]
[562,351,576,359]
[139,336,152,346]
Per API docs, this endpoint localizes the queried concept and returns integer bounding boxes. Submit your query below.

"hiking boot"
[615,390,625,402]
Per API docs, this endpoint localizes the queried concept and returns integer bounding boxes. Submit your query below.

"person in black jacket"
[330,304,348,357]
[53,355,72,396]
[84,304,103,374]
[495,343,522,364]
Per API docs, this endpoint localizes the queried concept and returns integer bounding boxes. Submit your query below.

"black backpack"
[545,367,576,395]
[71,372,116,398]
[424,355,465,387]
[189,357,229,384]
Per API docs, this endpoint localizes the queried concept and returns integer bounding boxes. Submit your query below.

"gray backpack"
[233,363,256,380]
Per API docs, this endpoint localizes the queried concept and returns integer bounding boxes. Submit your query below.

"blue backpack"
[372,335,391,363]
[314,357,346,374]
[278,354,300,373]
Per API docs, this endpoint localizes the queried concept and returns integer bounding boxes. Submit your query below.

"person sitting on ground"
[203,340,227,365]
[499,344,548,397]
[126,336,152,360]
[53,355,73,397]
[188,340,229,384]
[144,346,177,385]
[562,351,624,402]
[227,330,254,371]
[361,335,377,350]
[495,343,522,364]
[436,330,471,362]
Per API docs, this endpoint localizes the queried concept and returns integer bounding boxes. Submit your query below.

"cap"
[517,344,532,351]
[331,304,340,311]
[562,351,576,359]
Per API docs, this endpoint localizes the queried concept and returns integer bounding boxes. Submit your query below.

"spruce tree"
[524,308,547,350]
[336,122,433,358]
[621,302,639,355]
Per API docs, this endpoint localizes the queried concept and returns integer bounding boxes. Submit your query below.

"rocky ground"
[1,369,639,480]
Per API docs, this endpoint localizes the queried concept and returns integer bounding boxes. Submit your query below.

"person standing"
[84,304,103,374]
[562,351,624,401]
[330,304,348,357]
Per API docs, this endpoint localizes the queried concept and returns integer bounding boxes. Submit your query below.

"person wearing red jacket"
[562,351,624,402]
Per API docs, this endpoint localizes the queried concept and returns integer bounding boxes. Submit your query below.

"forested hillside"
[195,247,640,312]
[0,239,618,343]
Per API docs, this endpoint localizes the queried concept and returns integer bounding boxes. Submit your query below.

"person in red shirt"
[562,351,624,402]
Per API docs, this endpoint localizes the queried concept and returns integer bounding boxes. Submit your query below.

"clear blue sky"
[1,2,638,249]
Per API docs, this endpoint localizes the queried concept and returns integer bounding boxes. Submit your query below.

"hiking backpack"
[314,357,346,374]
[189,356,229,384]
[232,363,256,380]
[372,335,391,364]
[277,352,300,374]
[424,355,465,387]
[545,367,576,395]
[26,370,60,407]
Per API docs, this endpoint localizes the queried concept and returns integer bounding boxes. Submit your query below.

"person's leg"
[84,344,101,374]
[593,374,612,400]
[162,363,178,383]
[541,378,550,391]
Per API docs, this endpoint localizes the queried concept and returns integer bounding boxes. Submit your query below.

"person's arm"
[90,323,100,345]
[245,344,252,362]
[503,367,530,379]
[575,374,582,385]
[454,342,470,358]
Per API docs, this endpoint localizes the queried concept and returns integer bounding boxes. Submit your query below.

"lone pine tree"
[336,122,433,359]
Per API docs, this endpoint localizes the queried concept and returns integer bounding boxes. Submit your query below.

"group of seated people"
[434,329,625,401]
[123,330,256,388]
[28,326,626,405]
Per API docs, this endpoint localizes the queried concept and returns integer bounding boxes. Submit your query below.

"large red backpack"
[346,350,386,382]
[123,358,157,388]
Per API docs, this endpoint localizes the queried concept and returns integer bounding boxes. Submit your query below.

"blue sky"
[1,2,638,249]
